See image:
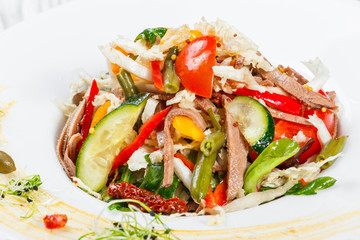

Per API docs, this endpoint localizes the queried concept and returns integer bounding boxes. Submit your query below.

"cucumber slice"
[76,93,149,192]
[225,96,274,154]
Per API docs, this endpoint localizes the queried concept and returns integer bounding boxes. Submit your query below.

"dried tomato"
[43,214,68,229]
[107,182,187,215]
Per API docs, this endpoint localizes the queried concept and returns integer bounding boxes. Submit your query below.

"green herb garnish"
[79,199,177,240]
[135,27,167,46]
[0,175,42,218]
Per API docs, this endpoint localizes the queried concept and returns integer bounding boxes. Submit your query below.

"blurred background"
[0,0,73,33]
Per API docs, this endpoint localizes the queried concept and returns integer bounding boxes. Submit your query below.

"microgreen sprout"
[79,199,178,240]
[0,175,42,218]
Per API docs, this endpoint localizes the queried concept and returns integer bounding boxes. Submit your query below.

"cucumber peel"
[76,93,149,192]
[225,96,275,154]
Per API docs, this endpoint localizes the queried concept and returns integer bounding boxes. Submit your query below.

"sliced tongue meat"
[162,108,207,187]
[56,99,86,178]
[194,96,217,113]
[266,106,311,126]
[222,95,249,201]
[258,69,336,109]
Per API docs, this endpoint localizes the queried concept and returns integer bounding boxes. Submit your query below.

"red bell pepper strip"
[233,87,303,116]
[78,80,99,149]
[205,179,227,208]
[274,120,321,164]
[213,179,227,206]
[299,178,307,187]
[151,60,164,91]
[112,107,171,170]
[205,187,217,208]
[174,153,194,172]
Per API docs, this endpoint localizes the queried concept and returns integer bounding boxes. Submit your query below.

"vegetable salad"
[56,19,346,214]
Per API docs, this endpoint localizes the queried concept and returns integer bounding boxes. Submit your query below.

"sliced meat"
[63,99,86,155]
[234,57,245,69]
[327,91,336,104]
[258,80,275,87]
[258,69,337,109]
[278,65,309,85]
[151,93,176,101]
[72,91,86,105]
[211,91,223,107]
[222,96,249,201]
[194,96,217,113]
[56,99,86,178]
[162,108,207,187]
[66,133,82,163]
[56,119,76,178]
[266,106,311,125]
[332,113,339,138]
[212,161,227,172]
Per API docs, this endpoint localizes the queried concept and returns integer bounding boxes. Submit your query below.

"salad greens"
[285,177,337,195]
[135,27,167,46]
[57,19,346,215]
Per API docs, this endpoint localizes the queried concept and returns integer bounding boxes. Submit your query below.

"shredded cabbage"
[302,57,330,92]
[100,45,153,82]
[307,113,332,146]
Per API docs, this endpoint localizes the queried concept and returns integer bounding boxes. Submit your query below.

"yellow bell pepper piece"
[90,101,111,128]
[172,116,205,142]
[110,46,128,75]
[189,30,203,41]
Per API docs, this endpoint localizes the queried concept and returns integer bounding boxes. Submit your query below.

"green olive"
[0,150,16,173]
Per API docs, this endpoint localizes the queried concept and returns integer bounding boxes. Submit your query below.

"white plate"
[1,0,360,239]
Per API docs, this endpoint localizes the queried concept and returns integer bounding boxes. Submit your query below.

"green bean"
[200,131,225,156]
[116,69,139,99]
[163,47,180,94]
[316,136,347,170]
[190,152,217,203]
[285,177,336,195]
[207,108,221,130]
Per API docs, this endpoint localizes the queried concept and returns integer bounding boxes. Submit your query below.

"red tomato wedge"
[175,35,216,98]
[43,214,68,229]
[274,120,321,164]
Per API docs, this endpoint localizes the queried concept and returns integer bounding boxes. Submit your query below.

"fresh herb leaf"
[135,27,167,46]
[139,155,164,193]
[79,199,176,240]
[0,175,43,218]
[158,175,179,199]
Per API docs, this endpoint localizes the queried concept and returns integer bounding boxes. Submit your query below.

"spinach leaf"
[158,175,179,199]
[135,27,167,46]
[139,155,164,193]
